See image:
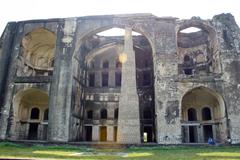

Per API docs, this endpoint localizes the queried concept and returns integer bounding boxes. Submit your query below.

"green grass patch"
[0,142,240,160]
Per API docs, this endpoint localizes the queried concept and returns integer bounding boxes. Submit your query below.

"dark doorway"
[43,125,48,140]
[189,126,198,143]
[143,126,153,142]
[28,123,38,140]
[114,108,118,119]
[143,108,152,119]
[100,126,107,141]
[85,126,92,141]
[203,125,213,142]
[114,126,117,142]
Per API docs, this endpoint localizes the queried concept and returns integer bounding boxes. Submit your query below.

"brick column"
[117,27,141,144]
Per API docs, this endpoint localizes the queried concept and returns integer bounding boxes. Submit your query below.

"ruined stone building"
[0,13,240,144]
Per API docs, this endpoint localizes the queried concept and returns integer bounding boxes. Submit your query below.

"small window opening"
[102,72,109,87]
[115,72,121,87]
[89,73,95,87]
[87,110,93,119]
[100,109,107,119]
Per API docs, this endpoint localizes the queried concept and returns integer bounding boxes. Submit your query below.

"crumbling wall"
[212,13,240,144]
[154,18,182,144]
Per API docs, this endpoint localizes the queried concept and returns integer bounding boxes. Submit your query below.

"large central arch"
[69,18,156,143]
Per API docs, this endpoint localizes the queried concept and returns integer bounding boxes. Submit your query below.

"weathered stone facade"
[0,13,239,144]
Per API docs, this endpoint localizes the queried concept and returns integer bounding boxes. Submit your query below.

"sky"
[0,0,239,36]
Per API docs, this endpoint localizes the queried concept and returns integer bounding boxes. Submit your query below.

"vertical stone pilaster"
[0,23,23,140]
[48,18,77,142]
[92,125,99,141]
[107,126,114,141]
[117,27,141,144]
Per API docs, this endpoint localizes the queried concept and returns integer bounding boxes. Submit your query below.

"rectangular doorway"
[100,126,107,141]
[203,125,213,142]
[85,126,92,141]
[28,123,38,140]
[143,126,153,142]
[42,125,48,140]
[189,126,198,143]
[114,126,117,142]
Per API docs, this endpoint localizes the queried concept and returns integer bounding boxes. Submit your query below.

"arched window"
[87,110,93,119]
[102,72,109,87]
[202,107,212,120]
[100,109,107,119]
[188,108,197,121]
[183,55,194,75]
[143,108,152,119]
[102,60,109,69]
[114,108,118,119]
[89,73,95,87]
[30,108,40,119]
[43,109,48,121]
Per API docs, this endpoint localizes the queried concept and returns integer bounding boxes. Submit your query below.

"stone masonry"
[0,13,239,144]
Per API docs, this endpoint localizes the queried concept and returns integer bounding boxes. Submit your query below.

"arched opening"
[30,108,40,119]
[181,87,227,143]
[18,28,56,76]
[71,25,155,142]
[202,107,212,120]
[188,108,197,121]
[177,21,220,76]
[12,88,49,140]
[100,109,107,119]
[183,55,194,75]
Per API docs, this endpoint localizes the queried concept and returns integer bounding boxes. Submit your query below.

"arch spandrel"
[72,15,156,60]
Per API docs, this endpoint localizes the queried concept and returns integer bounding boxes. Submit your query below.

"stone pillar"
[0,22,23,139]
[107,126,114,141]
[92,125,99,141]
[48,19,77,142]
[117,27,141,144]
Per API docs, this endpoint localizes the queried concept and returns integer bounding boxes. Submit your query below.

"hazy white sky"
[0,0,239,35]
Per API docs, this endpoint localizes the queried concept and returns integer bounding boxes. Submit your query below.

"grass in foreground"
[0,142,240,160]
